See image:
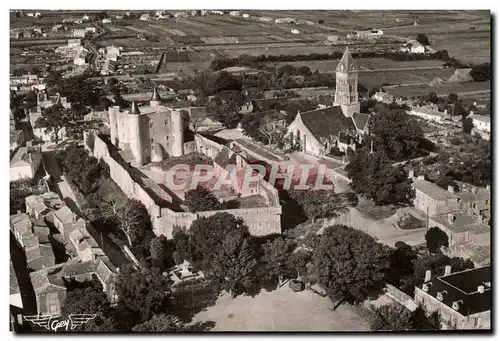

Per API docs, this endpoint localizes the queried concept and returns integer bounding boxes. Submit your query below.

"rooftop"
[53,206,74,224]
[10,213,32,236]
[10,146,40,166]
[421,266,491,316]
[299,106,356,141]
[413,178,458,201]
[471,114,490,123]
[430,213,490,234]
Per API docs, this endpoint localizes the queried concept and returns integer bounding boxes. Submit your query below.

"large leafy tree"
[425,227,449,253]
[346,150,415,206]
[184,185,220,212]
[150,236,167,270]
[117,199,151,247]
[62,279,111,317]
[39,104,76,144]
[288,190,358,221]
[189,213,250,271]
[116,264,172,322]
[205,90,244,128]
[371,305,439,331]
[370,109,430,161]
[210,230,258,297]
[172,229,192,265]
[10,178,42,214]
[262,237,295,285]
[313,225,389,307]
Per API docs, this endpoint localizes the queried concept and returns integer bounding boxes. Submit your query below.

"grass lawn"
[190,285,371,331]
[356,196,398,220]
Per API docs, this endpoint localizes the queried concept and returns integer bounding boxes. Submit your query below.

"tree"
[10,178,42,214]
[62,279,111,317]
[184,185,220,212]
[370,109,429,161]
[86,131,95,151]
[117,199,151,246]
[116,264,172,322]
[346,151,415,206]
[210,230,257,297]
[462,117,474,134]
[416,34,431,46]
[150,236,166,270]
[425,227,449,253]
[448,93,459,103]
[173,229,192,264]
[190,213,250,271]
[387,241,417,286]
[39,104,69,144]
[287,249,311,280]
[313,225,389,307]
[288,190,358,221]
[205,91,243,128]
[132,314,184,332]
[262,237,295,285]
[371,305,439,331]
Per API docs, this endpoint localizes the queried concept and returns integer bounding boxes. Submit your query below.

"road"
[41,143,129,268]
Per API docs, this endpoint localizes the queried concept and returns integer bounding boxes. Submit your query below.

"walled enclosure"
[86,132,282,239]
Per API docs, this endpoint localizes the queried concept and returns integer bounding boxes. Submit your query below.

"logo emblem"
[23,314,96,331]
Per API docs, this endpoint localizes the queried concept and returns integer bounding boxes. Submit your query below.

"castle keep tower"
[170,109,184,157]
[335,47,360,118]
[128,101,144,166]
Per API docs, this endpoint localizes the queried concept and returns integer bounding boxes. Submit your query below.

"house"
[73,49,90,65]
[25,237,55,271]
[82,14,90,21]
[105,45,121,61]
[67,226,106,262]
[242,14,250,18]
[348,29,383,39]
[414,266,491,329]
[259,110,287,134]
[10,145,43,182]
[471,114,490,133]
[455,182,490,219]
[71,28,86,38]
[259,17,273,22]
[25,191,63,220]
[372,91,395,104]
[409,171,460,216]
[400,40,426,54]
[102,18,112,24]
[275,18,296,24]
[229,11,240,16]
[174,12,188,18]
[291,29,300,34]
[30,259,118,316]
[140,13,151,21]
[85,26,97,34]
[429,212,490,246]
[10,213,33,248]
[407,106,448,122]
[52,206,77,236]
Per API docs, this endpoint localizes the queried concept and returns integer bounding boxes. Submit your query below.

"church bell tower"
[334,47,360,118]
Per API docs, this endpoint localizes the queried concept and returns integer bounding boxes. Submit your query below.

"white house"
[407,106,447,122]
[275,17,296,24]
[71,28,86,38]
[259,17,273,22]
[229,11,240,16]
[102,18,112,24]
[10,145,43,182]
[401,40,426,54]
[471,114,490,133]
[242,14,250,18]
[82,14,90,21]
[140,13,150,21]
[349,29,383,39]
[291,29,300,34]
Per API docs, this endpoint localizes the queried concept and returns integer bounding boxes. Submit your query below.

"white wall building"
[10,145,43,182]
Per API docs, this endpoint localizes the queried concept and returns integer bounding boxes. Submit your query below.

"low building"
[10,145,43,182]
[471,114,490,133]
[102,18,112,24]
[140,13,150,21]
[409,171,460,216]
[275,17,296,24]
[259,17,273,22]
[348,29,383,39]
[25,192,63,220]
[229,11,240,16]
[67,225,106,262]
[52,206,77,236]
[407,106,447,123]
[30,259,118,316]
[414,265,491,329]
[401,40,426,54]
[372,91,395,104]
[429,212,490,246]
[71,28,86,38]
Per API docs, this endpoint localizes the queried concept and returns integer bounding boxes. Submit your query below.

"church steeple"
[336,46,357,73]
[334,46,360,118]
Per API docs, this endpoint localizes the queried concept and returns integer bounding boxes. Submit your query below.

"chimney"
[452,300,463,311]
[417,175,425,181]
[408,170,414,179]
[425,270,431,282]
[478,285,485,294]
[444,265,452,276]
[447,185,454,194]
[447,214,455,224]
[437,290,447,301]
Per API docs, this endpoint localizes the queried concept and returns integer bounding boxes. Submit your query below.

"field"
[386,80,491,98]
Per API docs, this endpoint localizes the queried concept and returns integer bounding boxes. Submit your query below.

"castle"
[108,87,186,166]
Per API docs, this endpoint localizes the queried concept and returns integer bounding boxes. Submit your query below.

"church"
[286,47,371,158]
[108,87,186,166]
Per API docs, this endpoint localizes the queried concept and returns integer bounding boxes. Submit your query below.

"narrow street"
[41,143,129,268]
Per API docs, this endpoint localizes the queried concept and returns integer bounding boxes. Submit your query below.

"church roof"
[336,46,358,72]
[150,86,162,101]
[299,106,356,141]
[129,101,140,115]
[352,112,370,131]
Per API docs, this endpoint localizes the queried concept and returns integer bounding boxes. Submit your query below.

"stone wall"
[86,132,282,239]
